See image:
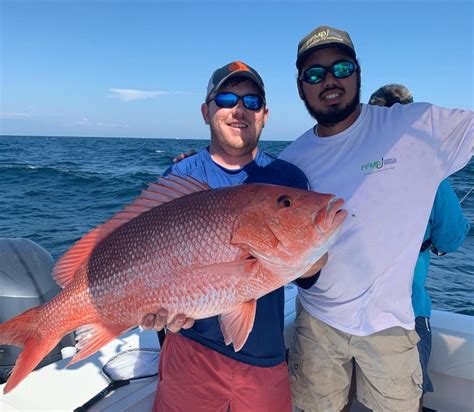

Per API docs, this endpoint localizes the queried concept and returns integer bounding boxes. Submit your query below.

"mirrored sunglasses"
[300,60,357,84]
[208,92,265,111]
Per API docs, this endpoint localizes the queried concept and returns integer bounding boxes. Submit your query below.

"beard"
[303,76,361,127]
[209,124,261,158]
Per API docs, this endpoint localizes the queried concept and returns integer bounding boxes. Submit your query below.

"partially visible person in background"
[369,83,471,410]
[368,83,414,106]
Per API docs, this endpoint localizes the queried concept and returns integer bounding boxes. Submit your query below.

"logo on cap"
[228,61,250,72]
[304,29,344,51]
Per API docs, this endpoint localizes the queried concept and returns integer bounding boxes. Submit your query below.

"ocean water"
[1,135,472,315]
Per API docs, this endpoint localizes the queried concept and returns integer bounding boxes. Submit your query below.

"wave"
[0,162,76,175]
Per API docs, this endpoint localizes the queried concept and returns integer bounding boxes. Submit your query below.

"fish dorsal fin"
[219,299,257,352]
[52,174,210,288]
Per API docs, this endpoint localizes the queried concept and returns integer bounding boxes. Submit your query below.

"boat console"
[0,238,74,383]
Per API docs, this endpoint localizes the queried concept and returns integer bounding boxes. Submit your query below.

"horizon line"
[0,134,293,142]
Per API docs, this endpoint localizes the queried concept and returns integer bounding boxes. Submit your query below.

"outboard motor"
[0,238,74,384]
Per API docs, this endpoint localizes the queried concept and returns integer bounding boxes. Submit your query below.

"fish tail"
[0,306,59,394]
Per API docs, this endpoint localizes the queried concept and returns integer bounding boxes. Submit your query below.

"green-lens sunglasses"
[300,60,357,85]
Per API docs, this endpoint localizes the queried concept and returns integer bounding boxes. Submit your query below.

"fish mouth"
[328,197,347,226]
[313,197,347,234]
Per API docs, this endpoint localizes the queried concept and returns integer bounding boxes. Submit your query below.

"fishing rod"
[460,187,473,205]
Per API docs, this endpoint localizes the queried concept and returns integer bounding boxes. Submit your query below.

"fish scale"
[0,175,346,393]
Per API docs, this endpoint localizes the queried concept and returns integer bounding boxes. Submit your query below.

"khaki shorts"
[288,300,422,412]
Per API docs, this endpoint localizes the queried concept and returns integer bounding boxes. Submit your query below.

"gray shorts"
[288,300,423,412]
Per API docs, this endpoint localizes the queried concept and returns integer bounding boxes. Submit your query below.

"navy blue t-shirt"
[164,147,311,367]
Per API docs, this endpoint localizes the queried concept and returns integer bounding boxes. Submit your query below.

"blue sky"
[1,0,472,141]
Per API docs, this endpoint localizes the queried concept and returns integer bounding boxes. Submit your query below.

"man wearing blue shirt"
[369,84,470,409]
[412,180,469,400]
[145,61,326,412]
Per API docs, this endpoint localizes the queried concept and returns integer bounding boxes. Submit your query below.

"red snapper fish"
[0,175,347,393]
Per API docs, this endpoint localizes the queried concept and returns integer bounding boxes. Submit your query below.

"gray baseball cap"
[296,25,356,70]
[205,61,265,101]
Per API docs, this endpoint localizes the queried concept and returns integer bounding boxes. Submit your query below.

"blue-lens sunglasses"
[207,92,265,111]
[300,60,358,85]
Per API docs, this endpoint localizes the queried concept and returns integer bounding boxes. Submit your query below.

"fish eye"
[277,195,293,208]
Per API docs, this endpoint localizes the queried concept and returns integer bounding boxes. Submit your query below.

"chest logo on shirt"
[360,157,397,175]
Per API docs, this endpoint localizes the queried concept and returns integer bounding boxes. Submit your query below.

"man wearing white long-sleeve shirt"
[279,25,473,412]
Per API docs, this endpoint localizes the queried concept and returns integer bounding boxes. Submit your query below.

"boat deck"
[1,285,473,411]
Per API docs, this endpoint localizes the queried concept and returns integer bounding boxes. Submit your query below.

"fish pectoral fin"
[219,300,257,352]
[68,323,130,366]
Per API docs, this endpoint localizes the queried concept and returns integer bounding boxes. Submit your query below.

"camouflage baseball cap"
[205,61,265,101]
[296,25,356,70]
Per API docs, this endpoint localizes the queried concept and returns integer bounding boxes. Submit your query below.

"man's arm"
[430,179,470,253]
[294,253,328,289]
[172,149,197,164]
